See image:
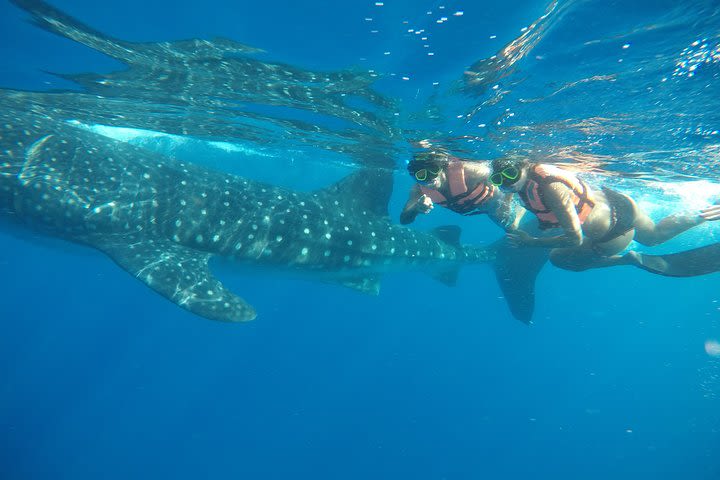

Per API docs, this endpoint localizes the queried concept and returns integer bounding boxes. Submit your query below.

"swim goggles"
[490,166,520,187]
[414,166,442,182]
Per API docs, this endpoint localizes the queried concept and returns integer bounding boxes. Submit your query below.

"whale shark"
[0,107,549,323]
[0,0,545,323]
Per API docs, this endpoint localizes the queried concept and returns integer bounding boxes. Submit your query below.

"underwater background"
[1,0,719,478]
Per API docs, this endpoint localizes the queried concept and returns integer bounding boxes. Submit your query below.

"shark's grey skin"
[1,113,506,322]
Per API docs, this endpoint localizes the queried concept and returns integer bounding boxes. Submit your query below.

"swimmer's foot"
[624,251,669,275]
[625,243,720,277]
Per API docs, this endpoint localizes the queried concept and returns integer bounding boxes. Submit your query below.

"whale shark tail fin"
[633,243,720,277]
[96,237,256,322]
[490,238,549,325]
[428,225,547,324]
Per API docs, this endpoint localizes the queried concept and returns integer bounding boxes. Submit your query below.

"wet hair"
[407,150,450,176]
[490,156,530,188]
[491,156,529,175]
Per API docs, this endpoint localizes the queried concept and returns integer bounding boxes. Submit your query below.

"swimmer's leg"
[634,209,706,246]
[549,245,637,272]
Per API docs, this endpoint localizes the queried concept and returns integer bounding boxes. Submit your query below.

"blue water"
[1,1,720,479]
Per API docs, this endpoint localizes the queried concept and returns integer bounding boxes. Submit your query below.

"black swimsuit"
[595,187,637,245]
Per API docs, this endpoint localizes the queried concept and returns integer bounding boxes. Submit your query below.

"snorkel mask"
[407,151,448,184]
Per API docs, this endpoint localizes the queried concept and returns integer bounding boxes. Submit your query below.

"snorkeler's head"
[407,150,450,183]
[490,156,528,189]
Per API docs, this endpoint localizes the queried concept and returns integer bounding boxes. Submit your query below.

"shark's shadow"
[8,0,401,170]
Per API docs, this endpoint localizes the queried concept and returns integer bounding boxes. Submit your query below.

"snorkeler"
[489,157,720,275]
[401,150,525,230]
[402,149,550,323]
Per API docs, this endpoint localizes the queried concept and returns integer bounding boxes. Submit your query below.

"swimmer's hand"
[700,204,720,221]
[415,195,434,214]
[506,230,533,248]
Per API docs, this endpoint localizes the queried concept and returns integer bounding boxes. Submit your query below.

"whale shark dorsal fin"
[316,169,392,218]
[95,238,256,322]
[432,225,462,248]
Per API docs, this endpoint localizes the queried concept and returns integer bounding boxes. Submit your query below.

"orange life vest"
[419,160,494,215]
[518,164,595,230]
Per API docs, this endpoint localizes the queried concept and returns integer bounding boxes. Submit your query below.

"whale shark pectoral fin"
[491,239,549,325]
[331,275,382,295]
[96,238,256,322]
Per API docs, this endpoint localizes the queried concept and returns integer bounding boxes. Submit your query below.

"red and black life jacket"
[518,164,595,229]
[419,160,494,215]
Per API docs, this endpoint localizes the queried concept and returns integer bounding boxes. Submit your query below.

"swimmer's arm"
[521,183,583,247]
[400,184,426,224]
